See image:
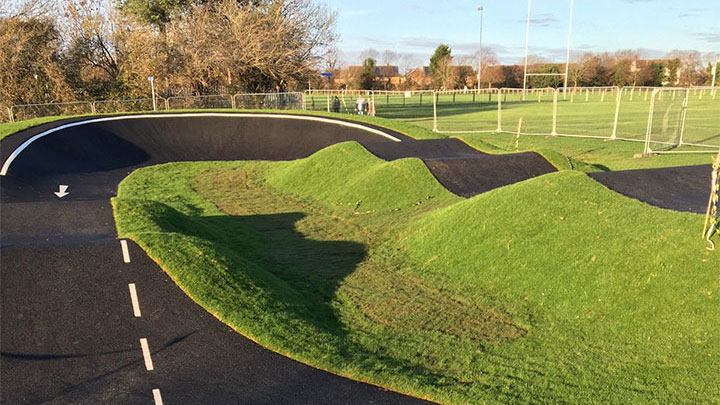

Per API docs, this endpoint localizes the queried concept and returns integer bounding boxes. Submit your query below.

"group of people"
[329,94,375,116]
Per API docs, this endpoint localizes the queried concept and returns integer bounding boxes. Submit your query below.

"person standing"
[356,94,365,115]
[332,96,341,113]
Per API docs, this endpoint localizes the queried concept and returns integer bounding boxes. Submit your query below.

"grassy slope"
[458,133,716,171]
[114,142,718,404]
[265,142,454,211]
[398,170,719,403]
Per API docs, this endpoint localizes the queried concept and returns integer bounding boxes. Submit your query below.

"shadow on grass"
[160,209,366,335]
[143,204,457,388]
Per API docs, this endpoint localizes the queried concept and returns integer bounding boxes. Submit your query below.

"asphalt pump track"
[0,113,710,403]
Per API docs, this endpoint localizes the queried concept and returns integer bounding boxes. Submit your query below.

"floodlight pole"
[563,0,574,99]
[522,0,531,101]
[477,5,484,93]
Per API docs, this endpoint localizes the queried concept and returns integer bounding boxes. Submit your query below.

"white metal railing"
[642,86,719,154]
[5,87,717,155]
[301,86,718,153]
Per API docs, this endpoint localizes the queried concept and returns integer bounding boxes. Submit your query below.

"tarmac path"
[0,113,707,403]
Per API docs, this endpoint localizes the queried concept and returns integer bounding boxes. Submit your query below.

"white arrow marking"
[54,185,69,198]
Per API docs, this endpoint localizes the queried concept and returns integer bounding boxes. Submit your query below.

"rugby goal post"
[521,0,574,100]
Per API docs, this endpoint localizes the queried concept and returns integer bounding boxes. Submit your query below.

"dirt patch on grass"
[192,167,527,343]
[345,265,527,342]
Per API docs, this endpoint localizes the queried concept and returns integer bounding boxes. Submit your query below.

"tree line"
[338,45,717,91]
[0,0,336,110]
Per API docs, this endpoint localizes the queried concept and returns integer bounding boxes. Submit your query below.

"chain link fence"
[4,92,304,123]
[5,88,718,154]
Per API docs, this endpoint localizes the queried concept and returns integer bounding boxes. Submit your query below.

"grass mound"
[266,141,456,211]
[112,144,718,404]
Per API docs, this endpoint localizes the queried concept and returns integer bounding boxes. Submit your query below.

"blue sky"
[326,0,719,66]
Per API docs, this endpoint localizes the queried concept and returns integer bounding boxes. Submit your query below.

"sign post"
[148,76,157,111]
[320,72,334,112]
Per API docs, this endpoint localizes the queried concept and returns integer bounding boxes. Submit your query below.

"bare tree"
[667,50,708,86]
[379,50,398,89]
[359,48,379,62]
[0,14,75,107]
[0,0,59,18]
[62,0,124,97]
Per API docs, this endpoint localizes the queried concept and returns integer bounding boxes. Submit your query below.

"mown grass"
[113,141,719,404]
[308,89,719,149]
[458,132,716,171]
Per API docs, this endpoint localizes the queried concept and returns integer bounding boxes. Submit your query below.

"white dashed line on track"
[120,240,131,263]
[128,283,142,317]
[152,388,164,405]
[140,338,154,371]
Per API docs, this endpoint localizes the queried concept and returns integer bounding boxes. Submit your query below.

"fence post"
[611,88,622,140]
[231,94,237,109]
[164,97,169,111]
[551,89,558,135]
[496,89,502,132]
[90,101,97,114]
[432,91,438,132]
[678,88,690,146]
[643,89,659,155]
[8,106,14,123]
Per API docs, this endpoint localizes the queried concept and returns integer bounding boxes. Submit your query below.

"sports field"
[305,87,720,152]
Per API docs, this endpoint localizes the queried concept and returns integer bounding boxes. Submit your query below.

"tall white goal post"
[522,0,574,100]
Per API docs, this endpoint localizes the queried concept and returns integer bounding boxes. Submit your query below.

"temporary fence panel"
[682,87,720,148]
[555,87,619,138]
[434,89,499,133]
[498,88,555,135]
[234,92,303,110]
[11,101,94,122]
[372,90,435,124]
[94,98,156,114]
[166,94,233,110]
[645,88,687,152]
[644,87,720,153]
[612,87,655,141]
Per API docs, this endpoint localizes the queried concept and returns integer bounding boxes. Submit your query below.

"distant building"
[334,65,403,88]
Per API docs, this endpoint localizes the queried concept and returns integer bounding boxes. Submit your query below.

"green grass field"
[113,141,719,404]
[305,88,720,152]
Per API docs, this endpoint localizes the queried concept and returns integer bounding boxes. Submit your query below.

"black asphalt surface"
[589,164,712,213]
[1,112,704,404]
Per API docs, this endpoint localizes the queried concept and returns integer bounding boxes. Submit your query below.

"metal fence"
[6,88,718,153]
[4,92,304,123]
[302,86,719,153]
[643,87,719,154]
